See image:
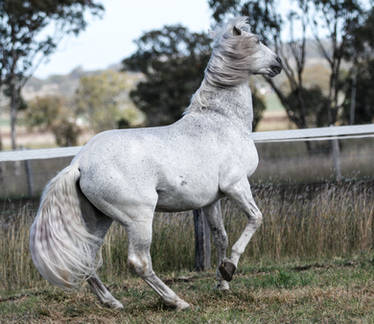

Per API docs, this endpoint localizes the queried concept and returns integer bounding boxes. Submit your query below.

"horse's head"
[231,24,282,78]
[207,17,282,87]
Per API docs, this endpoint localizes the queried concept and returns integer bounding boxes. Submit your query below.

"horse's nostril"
[271,65,282,74]
[276,56,282,64]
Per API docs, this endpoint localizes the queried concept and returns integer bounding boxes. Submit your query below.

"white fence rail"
[0,124,373,162]
[251,124,374,142]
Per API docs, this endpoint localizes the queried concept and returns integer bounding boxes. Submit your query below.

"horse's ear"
[233,25,242,36]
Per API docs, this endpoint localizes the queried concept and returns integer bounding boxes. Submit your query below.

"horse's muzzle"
[270,56,283,76]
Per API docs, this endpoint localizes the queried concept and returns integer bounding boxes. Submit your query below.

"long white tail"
[30,164,102,288]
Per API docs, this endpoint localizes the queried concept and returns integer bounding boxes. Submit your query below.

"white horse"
[30,17,282,310]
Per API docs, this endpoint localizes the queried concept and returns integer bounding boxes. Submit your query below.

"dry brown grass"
[1,181,373,293]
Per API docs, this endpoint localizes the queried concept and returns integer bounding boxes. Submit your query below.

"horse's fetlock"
[255,212,263,226]
[221,233,229,248]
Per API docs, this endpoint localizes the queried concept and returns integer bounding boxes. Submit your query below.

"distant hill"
[23,63,141,101]
[24,66,101,99]
[22,39,340,103]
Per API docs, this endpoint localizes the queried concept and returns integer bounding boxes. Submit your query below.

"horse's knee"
[127,254,152,277]
[250,210,262,228]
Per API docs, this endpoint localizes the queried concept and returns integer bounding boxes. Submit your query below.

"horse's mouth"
[268,65,282,77]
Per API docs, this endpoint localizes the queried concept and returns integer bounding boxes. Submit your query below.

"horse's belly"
[155,183,222,212]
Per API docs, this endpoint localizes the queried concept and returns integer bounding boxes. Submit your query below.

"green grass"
[1,255,374,323]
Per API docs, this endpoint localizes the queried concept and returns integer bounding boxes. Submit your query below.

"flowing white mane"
[187,17,259,110]
[206,16,254,88]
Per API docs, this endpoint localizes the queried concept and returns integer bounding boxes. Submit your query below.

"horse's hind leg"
[80,202,124,309]
[87,274,123,309]
[126,209,190,310]
[202,201,230,290]
[79,178,188,310]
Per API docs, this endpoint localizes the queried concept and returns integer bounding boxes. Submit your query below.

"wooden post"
[21,147,34,197]
[193,208,211,271]
[24,159,34,197]
[331,138,342,181]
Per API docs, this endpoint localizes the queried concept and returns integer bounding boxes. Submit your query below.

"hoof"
[175,299,190,311]
[219,260,236,282]
[215,280,230,291]
[102,298,123,309]
[111,300,124,310]
[104,298,124,309]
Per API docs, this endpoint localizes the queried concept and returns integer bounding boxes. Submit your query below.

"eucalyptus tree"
[208,0,369,129]
[123,25,212,126]
[342,6,374,125]
[0,0,104,149]
[307,0,367,125]
[75,70,142,132]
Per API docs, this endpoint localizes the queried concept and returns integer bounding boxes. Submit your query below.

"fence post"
[22,147,34,197]
[193,208,211,271]
[331,138,342,181]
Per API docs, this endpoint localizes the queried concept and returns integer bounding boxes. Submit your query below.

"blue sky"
[34,0,211,78]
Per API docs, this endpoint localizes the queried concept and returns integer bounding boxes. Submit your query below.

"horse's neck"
[188,81,254,133]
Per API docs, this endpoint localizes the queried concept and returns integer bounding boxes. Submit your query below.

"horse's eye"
[255,37,260,44]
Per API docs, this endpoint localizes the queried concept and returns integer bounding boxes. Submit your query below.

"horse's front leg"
[202,201,230,290]
[220,177,262,282]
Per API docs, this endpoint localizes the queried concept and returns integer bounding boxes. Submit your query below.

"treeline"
[1,0,374,149]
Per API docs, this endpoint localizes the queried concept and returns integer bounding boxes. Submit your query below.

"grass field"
[1,182,374,322]
[1,254,374,323]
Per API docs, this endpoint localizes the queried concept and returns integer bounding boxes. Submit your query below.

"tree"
[123,25,211,126]
[307,0,366,125]
[251,86,266,129]
[343,6,374,124]
[0,0,104,149]
[123,24,266,128]
[75,70,143,132]
[209,0,329,134]
[208,0,368,128]
[341,60,374,125]
[25,95,81,146]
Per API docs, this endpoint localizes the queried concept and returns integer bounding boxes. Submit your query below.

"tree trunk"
[349,65,357,125]
[10,86,18,150]
[331,137,342,181]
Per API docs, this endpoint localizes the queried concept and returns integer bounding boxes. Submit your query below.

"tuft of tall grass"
[244,183,374,260]
[0,202,47,292]
[0,182,373,291]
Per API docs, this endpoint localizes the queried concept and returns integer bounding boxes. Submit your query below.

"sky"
[34,0,212,79]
